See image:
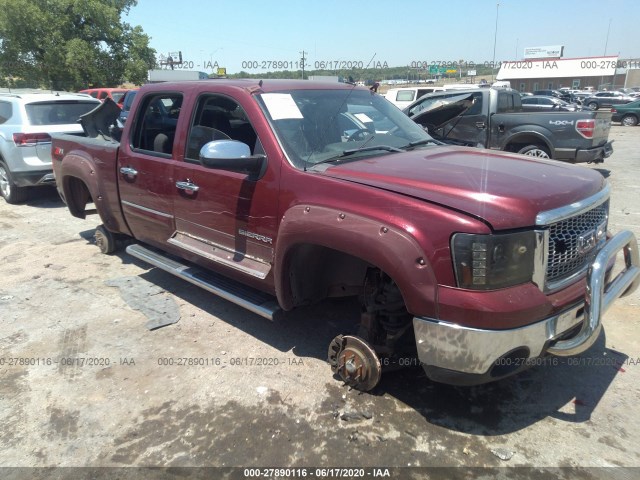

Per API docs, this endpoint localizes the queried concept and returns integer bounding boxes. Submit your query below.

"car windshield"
[111,91,127,103]
[25,100,100,126]
[257,88,432,169]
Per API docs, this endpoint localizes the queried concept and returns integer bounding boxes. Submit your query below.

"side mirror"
[199,140,267,180]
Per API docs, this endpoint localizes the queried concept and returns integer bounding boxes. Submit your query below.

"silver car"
[0,90,100,203]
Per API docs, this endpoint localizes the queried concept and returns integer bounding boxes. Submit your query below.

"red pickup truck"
[51,80,640,390]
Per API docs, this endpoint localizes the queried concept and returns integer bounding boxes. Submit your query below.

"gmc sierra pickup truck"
[52,80,639,390]
[403,88,614,163]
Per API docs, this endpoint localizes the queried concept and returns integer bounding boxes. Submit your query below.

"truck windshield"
[257,89,432,169]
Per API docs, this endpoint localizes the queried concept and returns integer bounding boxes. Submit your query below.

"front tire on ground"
[587,102,599,110]
[0,161,29,204]
[622,114,638,127]
[517,145,551,158]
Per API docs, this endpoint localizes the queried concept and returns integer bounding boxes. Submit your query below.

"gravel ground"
[1,125,639,478]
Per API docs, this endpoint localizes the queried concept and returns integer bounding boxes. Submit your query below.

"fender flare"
[59,149,131,235]
[274,204,438,317]
[502,129,554,156]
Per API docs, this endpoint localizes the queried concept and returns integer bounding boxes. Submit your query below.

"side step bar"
[126,244,282,321]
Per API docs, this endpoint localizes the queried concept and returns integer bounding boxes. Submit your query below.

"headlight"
[451,231,536,290]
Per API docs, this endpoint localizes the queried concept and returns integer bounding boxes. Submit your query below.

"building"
[496,55,636,92]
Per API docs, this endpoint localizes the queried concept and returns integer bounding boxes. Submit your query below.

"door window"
[185,94,260,163]
[130,93,183,156]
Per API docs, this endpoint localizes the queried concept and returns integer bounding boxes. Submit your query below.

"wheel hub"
[328,335,381,391]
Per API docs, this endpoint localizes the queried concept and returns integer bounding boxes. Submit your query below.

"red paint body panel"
[321,146,605,230]
[52,79,608,331]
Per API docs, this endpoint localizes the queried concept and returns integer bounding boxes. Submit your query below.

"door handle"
[176,180,200,193]
[475,122,486,129]
[119,166,138,179]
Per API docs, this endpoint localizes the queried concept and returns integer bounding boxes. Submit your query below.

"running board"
[126,244,282,321]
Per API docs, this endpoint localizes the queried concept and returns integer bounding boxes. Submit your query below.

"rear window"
[0,101,12,124]
[396,90,416,102]
[25,101,99,126]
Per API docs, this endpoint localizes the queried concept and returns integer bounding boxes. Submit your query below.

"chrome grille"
[546,201,609,284]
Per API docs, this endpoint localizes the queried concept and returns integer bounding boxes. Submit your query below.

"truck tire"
[517,145,550,159]
[0,161,29,204]
[622,114,638,127]
[94,225,118,254]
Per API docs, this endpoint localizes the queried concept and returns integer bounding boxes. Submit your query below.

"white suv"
[0,90,100,203]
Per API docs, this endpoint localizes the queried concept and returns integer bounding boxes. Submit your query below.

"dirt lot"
[1,126,639,478]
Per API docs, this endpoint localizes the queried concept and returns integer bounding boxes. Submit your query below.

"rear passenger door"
[117,91,183,246]
[488,91,524,149]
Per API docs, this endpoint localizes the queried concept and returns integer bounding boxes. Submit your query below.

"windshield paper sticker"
[354,113,373,123]
[262,93,304,120]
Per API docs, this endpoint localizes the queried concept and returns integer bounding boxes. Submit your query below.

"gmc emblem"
[578,230,597,254]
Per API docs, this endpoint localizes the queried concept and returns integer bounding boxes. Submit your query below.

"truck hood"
[320,147,606,230]
[405,93,474,130]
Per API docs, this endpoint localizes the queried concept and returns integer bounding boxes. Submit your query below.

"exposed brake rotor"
[328,335,382,391]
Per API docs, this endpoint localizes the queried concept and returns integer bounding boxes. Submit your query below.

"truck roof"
[138,79,366,94]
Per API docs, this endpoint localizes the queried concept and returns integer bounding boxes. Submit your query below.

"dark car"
[611,100,640,126]
[521,95,582,112]
[533,89,571,102]
[583,91,635,110]
[117,89,138,125]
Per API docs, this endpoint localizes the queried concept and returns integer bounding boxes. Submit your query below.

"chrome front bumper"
[414,230,640,384]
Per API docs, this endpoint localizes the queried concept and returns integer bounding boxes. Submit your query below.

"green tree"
[0,0,155,90]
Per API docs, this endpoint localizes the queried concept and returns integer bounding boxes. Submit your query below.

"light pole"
[603,18,612,56]
[492,2,500,82]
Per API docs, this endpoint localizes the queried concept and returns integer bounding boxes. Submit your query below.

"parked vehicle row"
[521,95,582,112]
[611,100,640,126]
[582,91,636,110]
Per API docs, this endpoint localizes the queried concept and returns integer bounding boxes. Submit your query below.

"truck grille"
[546,201,609,285]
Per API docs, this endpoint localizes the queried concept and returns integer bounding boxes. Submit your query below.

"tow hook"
[328,335,382,391]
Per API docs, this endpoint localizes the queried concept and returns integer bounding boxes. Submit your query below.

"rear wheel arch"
[505,134,553,158]
[62,175,93,219]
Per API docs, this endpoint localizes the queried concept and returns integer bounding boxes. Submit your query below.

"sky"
[124,0,640,75]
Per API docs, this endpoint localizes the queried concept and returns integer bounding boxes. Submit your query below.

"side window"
[0,101,12,124]
[131,93,183,156]
[185,94,260,163]
[463,92,483,116]
[89,91,99,98]
[497,92,518,113]
[98,91,108,100]
[396,90,416,102]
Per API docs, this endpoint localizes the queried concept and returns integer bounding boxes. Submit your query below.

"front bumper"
[414,230,640,386]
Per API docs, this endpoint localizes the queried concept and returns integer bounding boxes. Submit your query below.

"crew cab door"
[170,93,278,280]
[117,91,183,246]
[487,90,525,149]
